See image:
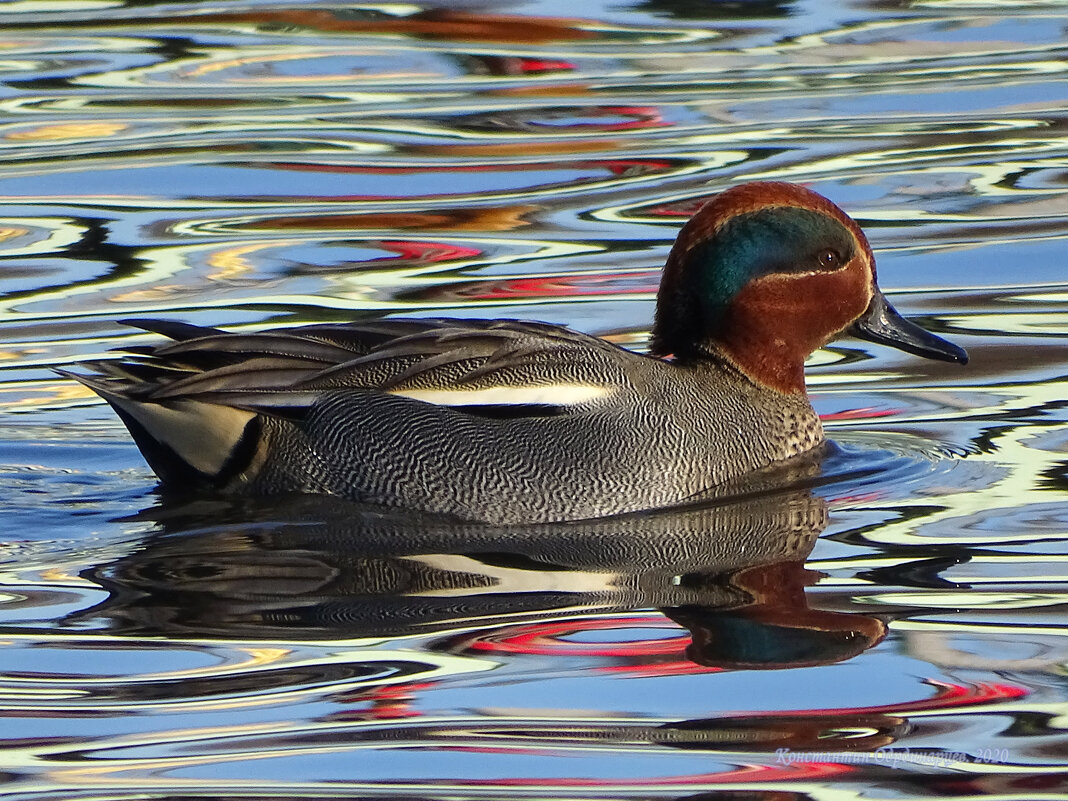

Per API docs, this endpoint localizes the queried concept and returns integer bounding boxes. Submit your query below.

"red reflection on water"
[330,681,437,721]
[591,107,669,133]
[374,240,483,263]
[442,271,659,301]
[512,107,667,133]
[169,9,598,43]
[465,615,689,658]
[468,761,853,787]
[473,56,576,74]
[820,406,900,421]
[602,157,675,173]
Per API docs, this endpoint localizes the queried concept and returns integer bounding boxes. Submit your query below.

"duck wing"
[64,317,638,421]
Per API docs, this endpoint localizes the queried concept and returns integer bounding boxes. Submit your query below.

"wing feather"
[66,317,641,418]
[120,318,227,341]
[145,357,331,399]
[154,333,360,364]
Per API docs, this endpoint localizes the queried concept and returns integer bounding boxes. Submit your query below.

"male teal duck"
[63,182,967,524]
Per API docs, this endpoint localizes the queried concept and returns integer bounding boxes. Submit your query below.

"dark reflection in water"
[82,457,882,674]
[65,467,908,764]
[635,0,796,19]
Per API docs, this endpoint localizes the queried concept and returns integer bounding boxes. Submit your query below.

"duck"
[61,181,967,524]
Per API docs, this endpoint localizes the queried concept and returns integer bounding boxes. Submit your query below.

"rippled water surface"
[1,1,1066,799]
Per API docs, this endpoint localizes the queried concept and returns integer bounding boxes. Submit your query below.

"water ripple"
[0,1,1066,798]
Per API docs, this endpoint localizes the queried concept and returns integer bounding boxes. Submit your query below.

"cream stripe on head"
[391,383,608,407]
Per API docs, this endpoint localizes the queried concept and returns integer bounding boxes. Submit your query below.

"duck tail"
[57,365,261,489]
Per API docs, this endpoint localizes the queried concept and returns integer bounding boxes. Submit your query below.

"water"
[1,0,1066,798]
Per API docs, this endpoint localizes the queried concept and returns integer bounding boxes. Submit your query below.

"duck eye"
[816,249,842,270]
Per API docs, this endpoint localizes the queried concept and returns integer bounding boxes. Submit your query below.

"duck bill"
[850,289,968,364]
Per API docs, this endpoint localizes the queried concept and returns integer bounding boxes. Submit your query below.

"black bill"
[850,289,968,364]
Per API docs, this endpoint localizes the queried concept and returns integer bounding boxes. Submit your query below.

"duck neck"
[669,336,805,396]
[715,335,808,396]
[654,327,809,395]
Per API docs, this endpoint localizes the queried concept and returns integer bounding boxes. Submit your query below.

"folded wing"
[59,318,638,485]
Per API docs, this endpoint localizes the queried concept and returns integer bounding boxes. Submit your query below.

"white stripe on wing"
[391,383,608,407]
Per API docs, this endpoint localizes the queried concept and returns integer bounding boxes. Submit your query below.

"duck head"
[650,182,967,394]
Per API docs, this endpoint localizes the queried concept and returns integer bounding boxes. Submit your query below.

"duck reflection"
[81,457,884,673]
